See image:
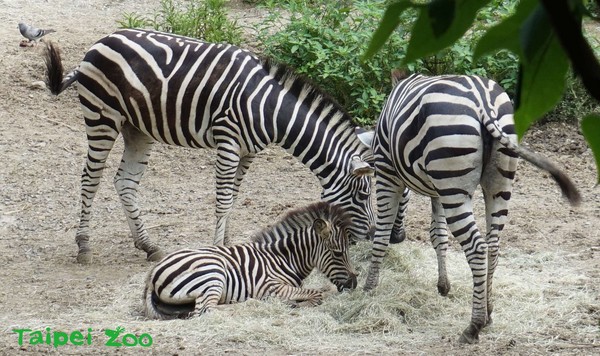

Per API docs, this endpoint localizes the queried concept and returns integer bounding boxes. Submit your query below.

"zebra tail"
[44,42,78,95]
[483,116,582,207]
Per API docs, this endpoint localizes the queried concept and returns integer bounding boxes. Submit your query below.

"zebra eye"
[331,250,344,258]
[357,191,369,200]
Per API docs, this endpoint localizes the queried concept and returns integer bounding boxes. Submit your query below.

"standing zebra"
[43,29,375,264]
[143,201,357,319]
[357,72,581,343]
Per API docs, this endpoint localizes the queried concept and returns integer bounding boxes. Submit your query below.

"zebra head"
[312,213,357,292]
[321,154,375,242]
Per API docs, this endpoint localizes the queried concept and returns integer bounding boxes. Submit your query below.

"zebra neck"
[254,233,316,279]
[274,109,364,190]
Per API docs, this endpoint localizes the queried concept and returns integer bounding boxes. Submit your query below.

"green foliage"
[364,0,600,182]
[256,1,522,125]
[117,0,243,45]
[258,1,410,125]
[581,114,600,182]
[545,74,600,123]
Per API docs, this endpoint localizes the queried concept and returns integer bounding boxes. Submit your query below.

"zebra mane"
[259,57,354,127]
[251,201,351,244]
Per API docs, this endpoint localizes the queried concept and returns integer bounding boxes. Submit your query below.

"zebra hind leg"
[114,124,164,261]
[430,198,450,296]
[480,151,516,328]
[75,112,121,264]
[190,286,225,317]
[443,199,489,344]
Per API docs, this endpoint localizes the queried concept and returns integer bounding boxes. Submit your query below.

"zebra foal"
[357,72,581,343]
[43,29,375,264]
[143,201,357,319]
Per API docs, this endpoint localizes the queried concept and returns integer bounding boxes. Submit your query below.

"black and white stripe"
[143,201,357,319]
[44,29,375,264]
[357,72,581,343]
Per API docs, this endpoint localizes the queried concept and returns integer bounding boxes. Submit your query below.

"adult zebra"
[43,29,375,264]
[143,201,357,319]
[357,71,581,343]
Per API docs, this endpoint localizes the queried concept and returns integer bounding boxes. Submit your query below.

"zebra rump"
[358,72,581,344]
[143,201,357,320]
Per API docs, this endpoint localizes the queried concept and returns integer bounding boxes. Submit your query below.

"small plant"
[117,13,150,29]
[117,0,243,45]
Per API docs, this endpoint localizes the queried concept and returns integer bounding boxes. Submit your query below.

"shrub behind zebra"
[143,201,357,319]
[357,71,581,343]
[43,28,375,264]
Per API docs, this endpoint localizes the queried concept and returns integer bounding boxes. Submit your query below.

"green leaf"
[473,0,537,60]
[514,48,569,137]
[404,0,491,64]
[581,114,600,184]
[429,0,456,37]
[362,1,414,60]
[520,4,552,62]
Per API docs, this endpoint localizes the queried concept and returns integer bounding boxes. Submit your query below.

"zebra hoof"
[76,251,93,264]
[458,323,481,344]
[437,281,451,296]
[390,228,406,244]
[146,249,166,262]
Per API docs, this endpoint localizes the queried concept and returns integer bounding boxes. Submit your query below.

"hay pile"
[2,240,596,354]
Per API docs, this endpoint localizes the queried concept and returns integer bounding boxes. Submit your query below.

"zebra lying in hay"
[143,201,357,319]
[357,71,581,343]
[43,28,374,264]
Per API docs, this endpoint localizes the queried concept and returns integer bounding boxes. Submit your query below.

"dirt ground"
[0,0,598,354]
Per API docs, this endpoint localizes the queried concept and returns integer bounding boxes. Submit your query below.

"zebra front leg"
[443,199,488,344]
[75,112,121,264]
[271,284,326,307]
[430,198,450,296]
[114,124,164,262]
[213,145,244,246]
[390,188,410,243]
[364,176,404,291]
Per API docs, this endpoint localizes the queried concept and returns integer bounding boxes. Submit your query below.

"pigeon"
[18,22,55,45]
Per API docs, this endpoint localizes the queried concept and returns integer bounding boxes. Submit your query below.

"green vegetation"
[257,1,409,125]
[118,0,243,45]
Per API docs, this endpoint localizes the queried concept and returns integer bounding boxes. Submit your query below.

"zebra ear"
[355,127,374,148]
[391,69,408,86]
[313,218,331,239]
[350,157,374,177]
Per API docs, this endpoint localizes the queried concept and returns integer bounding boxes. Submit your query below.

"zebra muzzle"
[338,273,358,292]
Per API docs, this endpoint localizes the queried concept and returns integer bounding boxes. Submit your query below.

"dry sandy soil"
[0,0,598,355]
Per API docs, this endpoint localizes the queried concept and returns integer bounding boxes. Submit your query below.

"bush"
[257,1,411,126]
[118,0,244,45]
[257,0,523,126]
[544,73,600,123]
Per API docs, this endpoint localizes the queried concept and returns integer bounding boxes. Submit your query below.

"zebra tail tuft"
[44,41,78,95]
